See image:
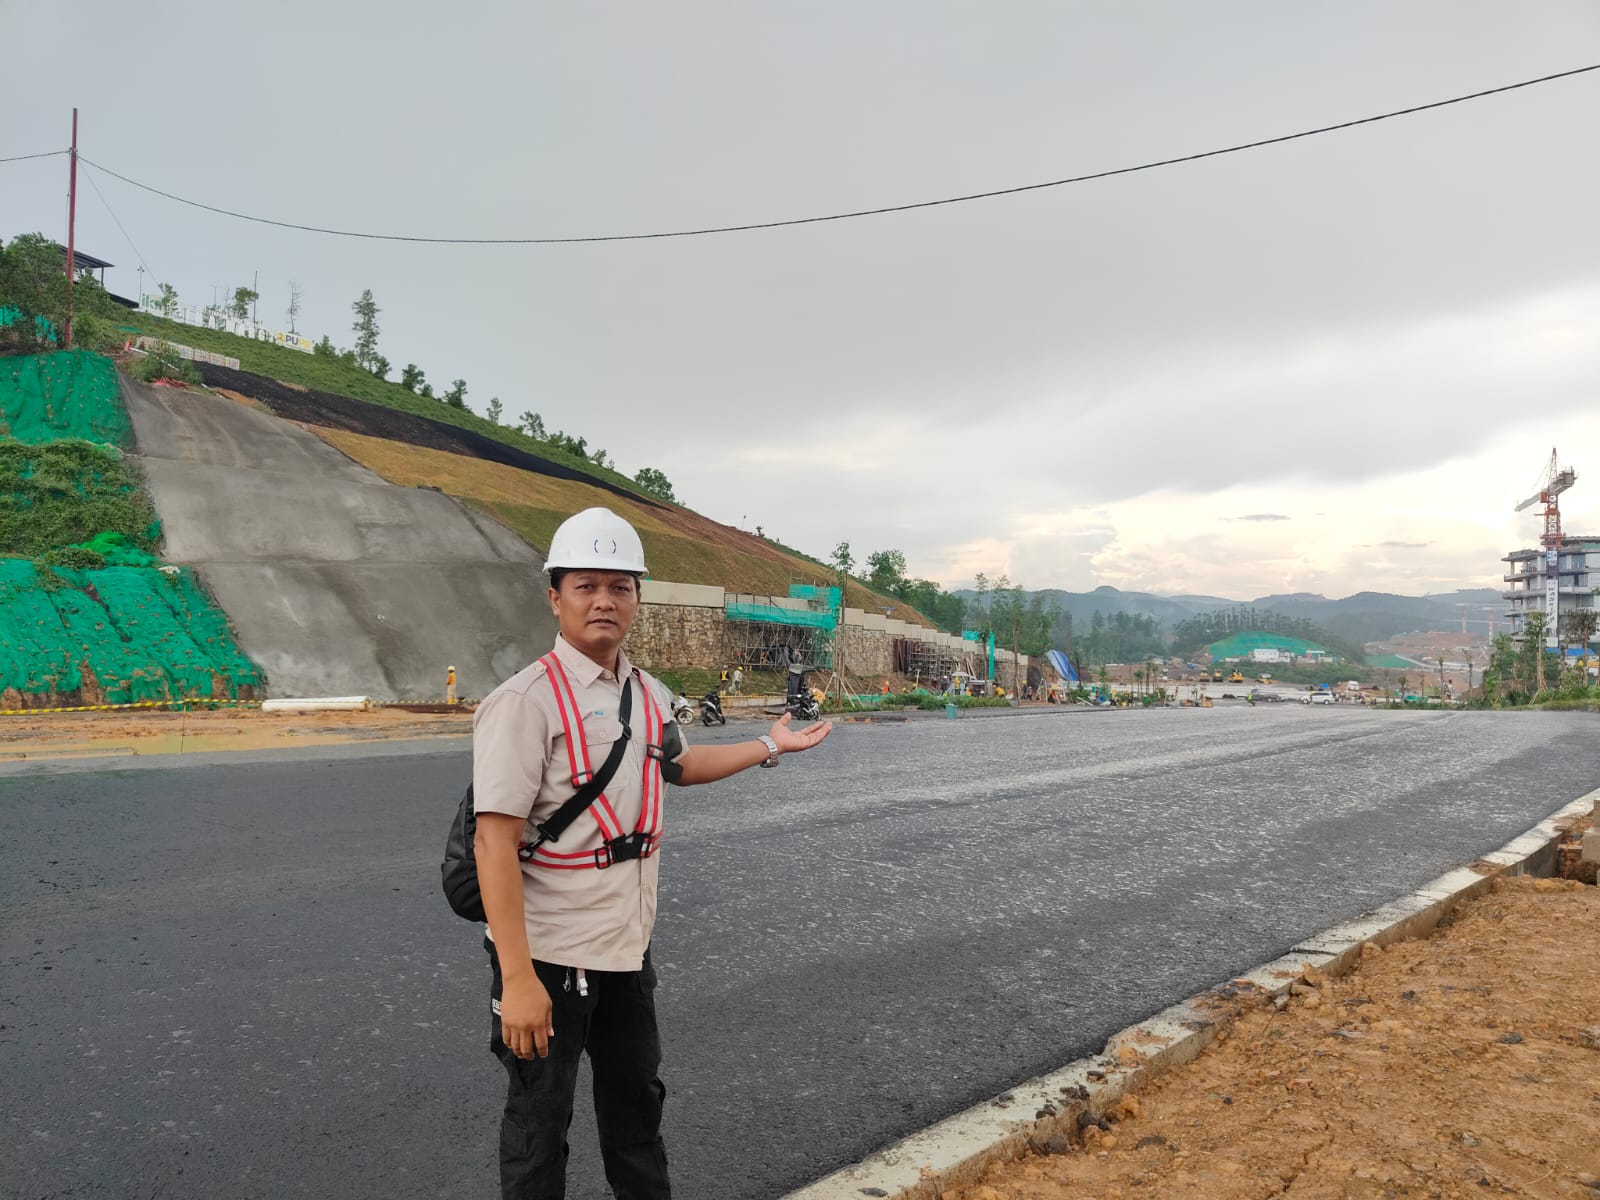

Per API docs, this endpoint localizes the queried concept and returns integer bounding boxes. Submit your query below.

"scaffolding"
[892,635,974,684]
[724,585,840,670]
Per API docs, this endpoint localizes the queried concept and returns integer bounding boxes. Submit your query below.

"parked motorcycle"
[786,693,821,722]
[672,694,696,726]
[699,690,726,726]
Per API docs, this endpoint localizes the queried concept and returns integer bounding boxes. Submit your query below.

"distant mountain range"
[958,585,1504,645]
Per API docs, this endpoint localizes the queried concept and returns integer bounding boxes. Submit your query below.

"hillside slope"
[189,358,931,622]
[121,374,555,699]
[311,428,935,624]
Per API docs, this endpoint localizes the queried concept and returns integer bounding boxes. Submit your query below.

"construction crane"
[1514,447,1577,550]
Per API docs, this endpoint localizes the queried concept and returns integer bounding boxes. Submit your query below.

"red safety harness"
[518,653,666,870]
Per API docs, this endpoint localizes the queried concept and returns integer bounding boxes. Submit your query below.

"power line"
[80,164,163,288]
[72,61,1600,245]
[0,149,67,165]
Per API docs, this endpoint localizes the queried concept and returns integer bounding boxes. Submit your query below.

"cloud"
[1231,513,1292,522]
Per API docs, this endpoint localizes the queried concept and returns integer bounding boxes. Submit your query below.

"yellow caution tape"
[0,699,264,717]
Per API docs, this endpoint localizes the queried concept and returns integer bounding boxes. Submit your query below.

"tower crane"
[1514,447,1577,550]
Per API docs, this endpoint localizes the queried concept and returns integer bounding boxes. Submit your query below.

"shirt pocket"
[582,715,625,750]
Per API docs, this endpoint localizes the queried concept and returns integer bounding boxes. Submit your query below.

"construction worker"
[730,664,743,694]
[471,507,833,1199]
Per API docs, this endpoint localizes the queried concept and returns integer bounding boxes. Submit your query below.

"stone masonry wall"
[835,624,893,679]
[627,599,1022,687]
[625,603,727,671]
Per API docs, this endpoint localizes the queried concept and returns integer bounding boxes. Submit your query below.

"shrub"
[133,342,201,386]
[41,545,107,570]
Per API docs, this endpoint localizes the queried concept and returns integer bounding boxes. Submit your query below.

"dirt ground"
[946,842,1600,1200]
[0,705,473,761]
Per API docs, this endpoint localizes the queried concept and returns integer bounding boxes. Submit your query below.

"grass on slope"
[316,428,932,625]
[120,312,646,495]
[0,441,160,560]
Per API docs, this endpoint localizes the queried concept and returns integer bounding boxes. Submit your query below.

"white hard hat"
[545,507,647,573]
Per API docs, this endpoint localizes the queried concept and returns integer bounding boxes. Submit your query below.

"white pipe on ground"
[260,697,373,713]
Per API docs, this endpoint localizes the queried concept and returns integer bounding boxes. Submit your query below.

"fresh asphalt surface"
[5,705,1599,1199]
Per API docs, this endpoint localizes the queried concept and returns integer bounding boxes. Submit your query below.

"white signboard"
[1545,550,1560,647]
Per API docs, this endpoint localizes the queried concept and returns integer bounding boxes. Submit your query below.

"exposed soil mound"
[947,871,1600,1200]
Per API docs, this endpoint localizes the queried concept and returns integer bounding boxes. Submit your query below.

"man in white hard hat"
[472,506,832,1199]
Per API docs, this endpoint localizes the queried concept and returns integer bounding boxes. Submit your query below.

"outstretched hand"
[768,711,833,755]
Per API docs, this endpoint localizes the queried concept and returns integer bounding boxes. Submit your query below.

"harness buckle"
[594,831,650,868]
[520,827,555,862]
[644,742,665,762]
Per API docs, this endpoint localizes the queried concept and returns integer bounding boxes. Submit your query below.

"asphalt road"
[4,706,1598,1199]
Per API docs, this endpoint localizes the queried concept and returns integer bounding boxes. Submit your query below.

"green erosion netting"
[1369,654,1418,670]
[0,558,262,707]
[0,350,128,446]
[1206,630,1328,659]
[61,531,159,566]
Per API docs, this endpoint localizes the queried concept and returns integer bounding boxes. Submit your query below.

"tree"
[519,412,546,439]
[351,289,381,370]
[442,379,467,408]
[1521,611,1548,693]
[0,233,68,349]
[484,397,503,424]
[286,281,304,332]
[370,354,390,381]
[157,282,179,319]
[1560,605,1597,687]
[634,468,675,501]
[831,541,854,578]
[420,382,434,399]
[400,363,425,393]
[865,549,908,596]
[230,286,258,320]
[313,335,337,359]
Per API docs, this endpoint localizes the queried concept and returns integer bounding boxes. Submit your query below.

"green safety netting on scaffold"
[0,558,263,707]
[0,349,129,447]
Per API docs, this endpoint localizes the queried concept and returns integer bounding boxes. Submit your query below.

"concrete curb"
[781,785,1600,1200]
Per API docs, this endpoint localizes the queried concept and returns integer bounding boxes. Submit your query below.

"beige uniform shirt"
[473,635,680,972]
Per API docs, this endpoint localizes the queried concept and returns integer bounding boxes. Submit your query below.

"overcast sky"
[7,2,1599,610]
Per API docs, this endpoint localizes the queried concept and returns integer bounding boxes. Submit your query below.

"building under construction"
[1502,449,1598,647]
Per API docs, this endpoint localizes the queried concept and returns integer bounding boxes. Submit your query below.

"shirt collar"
[554,634,632,686]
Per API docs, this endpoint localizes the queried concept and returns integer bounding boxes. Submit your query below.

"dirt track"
[947,860,1600,1200]
[0,706,471,760]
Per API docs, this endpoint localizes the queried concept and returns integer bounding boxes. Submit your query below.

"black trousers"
[487,940,670,1200]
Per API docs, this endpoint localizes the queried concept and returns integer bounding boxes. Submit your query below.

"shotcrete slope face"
[120,376,555,699]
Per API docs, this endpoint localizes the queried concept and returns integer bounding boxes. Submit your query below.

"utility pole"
[136,264,144,308]
[1011,600,1020,702]
[64,107,79,349]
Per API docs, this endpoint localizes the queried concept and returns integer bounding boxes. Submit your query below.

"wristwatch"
[756,735,780,768]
